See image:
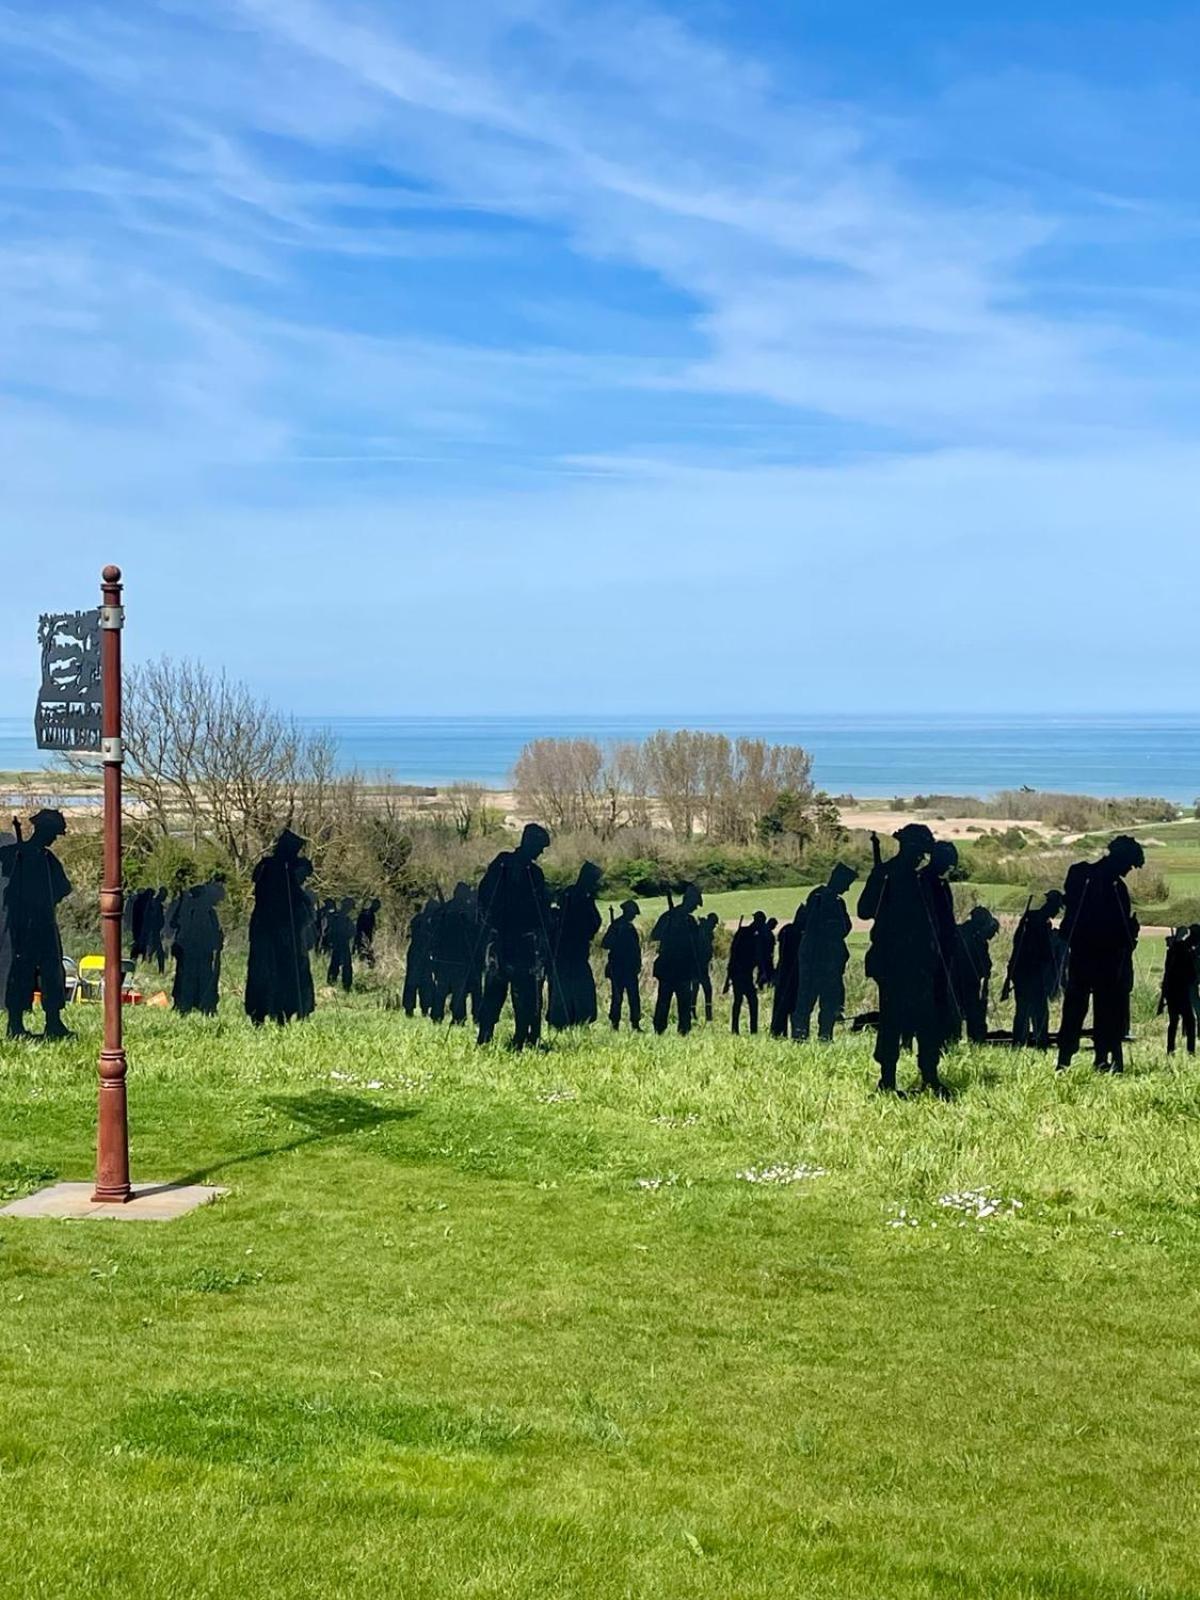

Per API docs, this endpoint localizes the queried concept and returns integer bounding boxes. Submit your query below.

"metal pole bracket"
[101,736,124,763]
[100,605,125,630]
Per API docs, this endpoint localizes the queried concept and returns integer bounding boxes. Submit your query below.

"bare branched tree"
[122,656,339,871]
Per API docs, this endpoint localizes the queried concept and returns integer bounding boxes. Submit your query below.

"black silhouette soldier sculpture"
[1160,926,1199,1057]
[431,882,481,1025]
[1002,890,1065,1048]
[403,897,440,1018]
[858,825,951,1099]
[950,905,1000,1043]
[142,886,168,975]
[793,863,858,1041]
[751,911,775,989]
[1,810,73,1040]
[1057,834,1144,1074]
[354,898,381,968]
[0,826,13,1018]
[602,900,643,1031]
[651,884,703,1036]
[548,862,602,1029]
[315,897,335,956]
[245,828,317,1027]
[476,822,552,1050]
[172,879,226,1016]
[325,896,357,993]
[127,884,151,961]
[693,911,719,1023]
[770,903,806,1038]
[919,840,962,1046]
[725,917,760,1036]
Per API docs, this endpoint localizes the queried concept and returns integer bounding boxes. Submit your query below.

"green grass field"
[3,959,1200,1600]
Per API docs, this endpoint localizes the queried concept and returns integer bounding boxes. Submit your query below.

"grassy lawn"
[3,964,1199,1599]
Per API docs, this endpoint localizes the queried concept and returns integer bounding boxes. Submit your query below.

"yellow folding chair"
[77,954,105,1002]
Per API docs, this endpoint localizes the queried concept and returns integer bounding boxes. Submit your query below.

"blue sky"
[1,0,1198,716]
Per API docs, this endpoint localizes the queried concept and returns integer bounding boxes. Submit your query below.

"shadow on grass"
[170,1092,420,1188]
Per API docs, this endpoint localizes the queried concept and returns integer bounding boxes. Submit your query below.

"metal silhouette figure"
[127,885,152,961]
[693,911,718,1022]
[314,897,336,955]
[2,810,73,1040]
[725,917,760,1035]
[602,900,643,1031]
[770,904,806,1037]
[244,828,316,1026]
[172,880,225,1015]
[141,886,167,975]
[354,898,381,967]
[403,897,440,1018]
[919,840,962,1046]
[0,825,13,1021]
[1002,890,1064,1048]
[547,862,602,1029]
[431,882,482,1025]
[793,863,858,1041]
[858,825,950,1098]
[476,823,552,1049]
[1159,925,1198,1056]
[325,896,357,992]
[651,884,702,1035]
[756,914,778,988]
[949,905,1000,1043]
[1057,834,1143,1073]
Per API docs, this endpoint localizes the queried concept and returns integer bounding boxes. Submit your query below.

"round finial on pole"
[102,564,122,584]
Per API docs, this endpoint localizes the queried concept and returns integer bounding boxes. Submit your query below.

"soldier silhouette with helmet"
[857,824,950,1097]
[1057,834,1143,1073]
[1002,890,1064,1048]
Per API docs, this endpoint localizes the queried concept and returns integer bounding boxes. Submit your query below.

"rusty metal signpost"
[94,566,131,1201]
[35,565,131,1202]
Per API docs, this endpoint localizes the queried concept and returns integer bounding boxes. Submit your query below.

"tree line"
[511,729,838,847]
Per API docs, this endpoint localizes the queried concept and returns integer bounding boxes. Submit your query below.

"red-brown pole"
[93,564,131,1203]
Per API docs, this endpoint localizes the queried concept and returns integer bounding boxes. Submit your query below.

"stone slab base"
[0,1181,228,1221]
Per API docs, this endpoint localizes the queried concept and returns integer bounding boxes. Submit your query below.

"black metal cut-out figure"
[1002,890,1064,1048]
[142,887,167,975]
[770,904,805,1038]
[693,911,718,1023]
[403,898,440,1018]
[2,810,73,1040]
[603,900,642,1032]
[548,862,602,1029]
[245,828,316,1026]
[1057,835,1143,1073]
[651,884,702,1036]
[858,825,950,1098]
[355,898,381,967]
[949,905,1000,1043]
[326,896,356,992]
[725,917,760,1036]
[476,823,552,1050]
[431,882,482,1026]
[1160,925,1199,1056]
[172,880,225,1016]
[793,863,858,1042]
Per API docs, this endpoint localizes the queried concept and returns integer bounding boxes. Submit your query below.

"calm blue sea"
[3,713,1199,801]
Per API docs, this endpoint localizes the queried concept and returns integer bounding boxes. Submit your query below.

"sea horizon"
[2,711,1199,803]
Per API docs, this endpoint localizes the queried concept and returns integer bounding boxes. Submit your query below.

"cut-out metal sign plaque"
[35,609,103,752]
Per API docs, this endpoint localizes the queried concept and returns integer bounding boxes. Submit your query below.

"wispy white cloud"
[0,0,1195,710]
